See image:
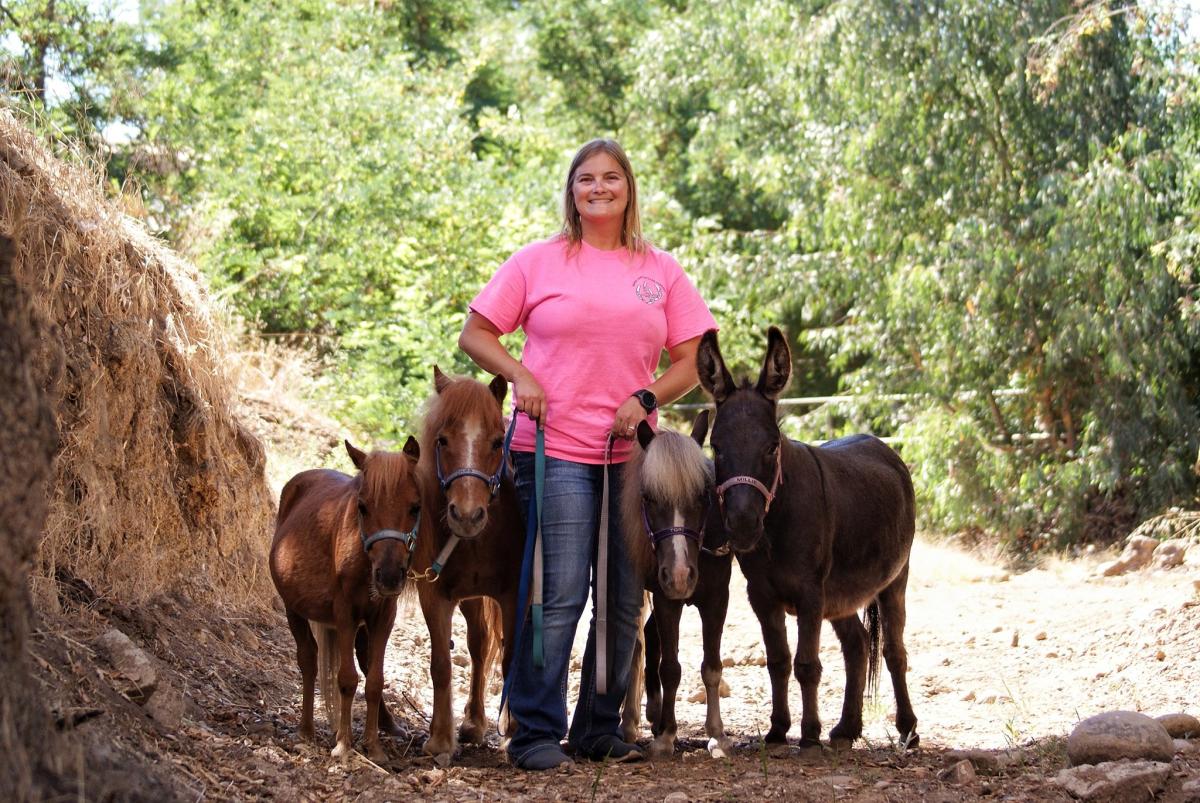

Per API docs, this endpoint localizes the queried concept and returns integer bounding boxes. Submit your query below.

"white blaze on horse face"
[662,507,693,595]
[461,418,481,473]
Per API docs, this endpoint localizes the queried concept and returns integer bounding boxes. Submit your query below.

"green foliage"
[17,0,1200,548]
[0,0,141,146]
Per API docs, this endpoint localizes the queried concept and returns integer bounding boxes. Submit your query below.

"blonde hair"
[560,138,646,255]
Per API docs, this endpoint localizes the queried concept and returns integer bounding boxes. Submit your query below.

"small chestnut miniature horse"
[620,414,736,759]
[414,368,524,760]
[269,438,422,761]
[697,327,919,750]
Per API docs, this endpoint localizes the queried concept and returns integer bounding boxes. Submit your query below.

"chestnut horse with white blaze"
[413,368,524,760]
[269,438,422,761]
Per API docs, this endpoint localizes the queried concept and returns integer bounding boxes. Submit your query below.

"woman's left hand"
[611,397,649,440]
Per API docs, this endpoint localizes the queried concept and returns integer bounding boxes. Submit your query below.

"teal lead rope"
[530,427,546,668]
[498,424,545,732]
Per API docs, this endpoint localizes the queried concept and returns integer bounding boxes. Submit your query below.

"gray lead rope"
[595,434,616,696]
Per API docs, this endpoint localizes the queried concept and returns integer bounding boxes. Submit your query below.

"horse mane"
[418,373,503,463]
[359,449,416,504]
[621,427,713,579]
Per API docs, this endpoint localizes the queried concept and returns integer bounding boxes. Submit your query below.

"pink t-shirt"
[470,236,717,464]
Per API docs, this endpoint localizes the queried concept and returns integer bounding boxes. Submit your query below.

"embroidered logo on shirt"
[633,276,665,304]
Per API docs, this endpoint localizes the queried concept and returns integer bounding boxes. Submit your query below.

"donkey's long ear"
[690,409,710,447]
[488,373,508,405]
[433,365,452,394]
[756,326,792,401]
[696,329,735,404]
[346,439,368,471]
[636,420,656,450]
[402,435,420,462]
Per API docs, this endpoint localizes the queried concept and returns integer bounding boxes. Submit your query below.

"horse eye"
[491,438,504,451]
[436,435,448,447]
[357,500,368,517]
[409,504,421,517]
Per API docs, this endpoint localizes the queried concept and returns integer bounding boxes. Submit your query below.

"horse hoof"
[649,738,675,760]
[459,722,486,745]
[901,732,920,750]
[381,721,407,739]
[331,742,353,761]
[620,724,640,744]
[707,737,733,759]
[764,728,789,744]
[433,752,452,768]
[367,746,388,764]
[423,734,455,758]
[829,737,853,752]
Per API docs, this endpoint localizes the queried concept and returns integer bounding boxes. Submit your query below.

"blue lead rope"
[498,423,545,732]
[531,427,546,668]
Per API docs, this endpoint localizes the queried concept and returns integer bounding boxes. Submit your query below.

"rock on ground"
[1052,760,1170,802]
[1067,711,1174,766]
[1155,712,1200,738]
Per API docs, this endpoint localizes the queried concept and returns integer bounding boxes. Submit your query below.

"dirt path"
[36,539,1200,800]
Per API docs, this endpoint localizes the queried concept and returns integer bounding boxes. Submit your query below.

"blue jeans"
[506,451,642,762]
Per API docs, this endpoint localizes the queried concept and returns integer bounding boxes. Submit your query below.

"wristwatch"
[631,388,658,413]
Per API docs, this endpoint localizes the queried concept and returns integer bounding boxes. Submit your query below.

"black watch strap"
[632,388,658,413]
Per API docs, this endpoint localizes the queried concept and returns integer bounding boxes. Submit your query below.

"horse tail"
[865,600,881,703]
[313,622,342,732]
[481,596,503,674]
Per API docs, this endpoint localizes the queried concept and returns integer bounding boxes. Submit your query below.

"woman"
[459,138,716,770]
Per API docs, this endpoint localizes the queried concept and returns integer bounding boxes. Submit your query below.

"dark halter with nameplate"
[714,438,784,514]
[433,419,514,497]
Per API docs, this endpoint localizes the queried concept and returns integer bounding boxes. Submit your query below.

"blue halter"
[360,511,421,561]
[432,417,516,497]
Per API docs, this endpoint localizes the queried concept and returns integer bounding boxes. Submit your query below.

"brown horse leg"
[286,610,318,741]
[828,614,869,748]
[354,626,404,738]
[649,595,684,759]
[332,619,359,759]
[458,597,491,745]
[697,581,732,757]
[791,588,825,748]
[878,564,919,747]
[360,602,397,763]
[747,585,793,744]
[421,589,457,758]
[621,593,649,743]
[643,608,662,727]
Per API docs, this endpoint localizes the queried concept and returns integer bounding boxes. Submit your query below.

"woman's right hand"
[512,368,547,429]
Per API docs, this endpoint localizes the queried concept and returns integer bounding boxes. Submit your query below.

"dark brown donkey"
[620,414,736,759]
[269,439,422,762]
[696,326,919,750]
[413,368,524,760]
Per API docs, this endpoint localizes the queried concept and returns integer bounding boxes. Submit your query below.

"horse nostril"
[468,507,485,527]
[448,502,461,522]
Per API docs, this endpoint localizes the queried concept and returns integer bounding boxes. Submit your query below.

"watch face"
[635,389,657,411]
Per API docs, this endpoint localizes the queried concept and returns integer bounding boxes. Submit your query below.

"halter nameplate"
[641,505,705,546]
[714,441,783,513]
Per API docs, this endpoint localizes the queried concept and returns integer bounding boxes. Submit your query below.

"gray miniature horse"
[620,414,735,758]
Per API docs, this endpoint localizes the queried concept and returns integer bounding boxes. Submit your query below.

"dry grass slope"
[0,109,274,608]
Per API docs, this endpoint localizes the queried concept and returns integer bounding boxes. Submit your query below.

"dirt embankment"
[1,108,274,800]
